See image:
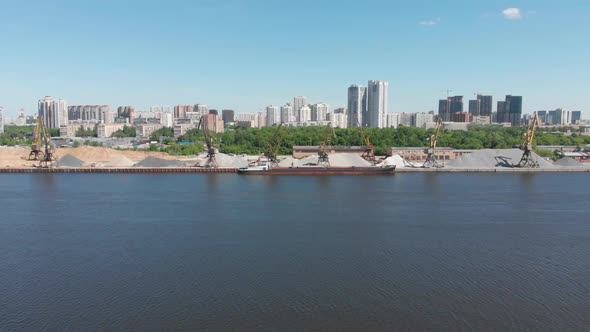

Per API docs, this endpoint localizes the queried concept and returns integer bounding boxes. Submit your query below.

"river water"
[0,173,589,331]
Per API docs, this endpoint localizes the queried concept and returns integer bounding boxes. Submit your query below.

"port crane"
[263,122,285,166]
[29,117,56,167]
[358,121,376,164]
[318,123,335,167]
[196,116,218,168]
[29,117,46,160]
[423,118,443,168]
[514,112,540,168]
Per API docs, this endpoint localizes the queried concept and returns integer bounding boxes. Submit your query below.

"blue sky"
[0,0,589,117]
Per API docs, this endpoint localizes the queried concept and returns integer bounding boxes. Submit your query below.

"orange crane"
[514,112,540,168]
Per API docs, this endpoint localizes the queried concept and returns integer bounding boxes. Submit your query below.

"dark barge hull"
[238,165,396,175]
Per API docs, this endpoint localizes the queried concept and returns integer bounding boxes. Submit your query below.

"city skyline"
[0,1,589,116]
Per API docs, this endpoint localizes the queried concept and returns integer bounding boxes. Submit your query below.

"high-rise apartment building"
[385,112,400,128]
[280,104,293,123]
[367,80,388,128]
[222,109,235,124]
[38,96,68,129]
[293,96,307,122]
[571,111,582,124]
[173,105,192,120]
[193,104,209,117]
[414,112,434,129]
[68,105,113,124]
[347,85,367,127]
[438,96,463,121]
[299,105,312,122]
[496,101,508,123]
[438,99,450,122]
[468,99,480,116]
[328,112,348,129]
[266,105,280,126]
[311,103,329,121]
[478,95,493,117]
[506,95,523,126]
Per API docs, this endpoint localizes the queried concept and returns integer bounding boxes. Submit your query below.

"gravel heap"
[297,153,371,167]
[378,155,405,168]
[55,154,85,168]
[215,153,249,168]
[103,155,136,167]
[446,149,556,169]
[278,156,301,167]
[553,157,585,167]
[135,156,186,167]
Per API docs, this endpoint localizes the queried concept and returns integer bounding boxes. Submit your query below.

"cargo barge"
[238,162,395,175]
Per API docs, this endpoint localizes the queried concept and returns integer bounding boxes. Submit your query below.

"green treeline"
[178,125,590,156]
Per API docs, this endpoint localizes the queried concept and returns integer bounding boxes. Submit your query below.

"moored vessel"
[238,160,395,175]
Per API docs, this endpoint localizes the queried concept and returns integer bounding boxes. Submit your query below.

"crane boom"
[197,116,218,168]
[514,112,540,168]
[358,120,376,164]
[263,122,284,165]
[422,118,443,168]
[318,123,335,167]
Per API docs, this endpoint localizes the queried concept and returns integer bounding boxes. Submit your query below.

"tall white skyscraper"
[311,103,329,121]
[0,107,4,134]
[266,105,280,126]
[293,96,307,122]
[299,105,312,122]
[280,104,293,123]
[347,85,366,127]
[38,96,68,129]
[367,80,388,128]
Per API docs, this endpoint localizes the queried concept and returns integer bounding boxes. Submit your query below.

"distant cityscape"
[0,81,587,137]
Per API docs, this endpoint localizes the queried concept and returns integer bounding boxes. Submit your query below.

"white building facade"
[38,96,68,129]
[367,80,388,128]
[266,105,280,126]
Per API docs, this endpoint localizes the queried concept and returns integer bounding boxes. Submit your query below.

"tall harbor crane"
[29,117,46,160]
[29,117,56,167]
[196,116,218,168]
[514,112,540,168]
[263,122,285,166]
[318,123,335,167]
[358,121,376,164]
[423,118,443,168]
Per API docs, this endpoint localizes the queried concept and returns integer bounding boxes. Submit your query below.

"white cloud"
[502,8,522,20]
[418,18,440,26]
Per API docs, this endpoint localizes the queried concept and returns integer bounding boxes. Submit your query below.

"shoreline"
[0,167,588,174]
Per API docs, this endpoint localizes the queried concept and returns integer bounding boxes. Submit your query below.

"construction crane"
[423,118,444,168]
[263,122,285,166]
[514,112,540,168]
[318,122,335,167]
[29,117,45,160]
[196,116,218,168]
[358,120,376,164]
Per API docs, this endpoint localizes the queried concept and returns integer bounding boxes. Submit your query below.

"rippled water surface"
[1,173,589,331]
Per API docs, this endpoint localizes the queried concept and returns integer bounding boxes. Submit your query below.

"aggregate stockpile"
[446,149,557,169]
[278,153,372,167]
